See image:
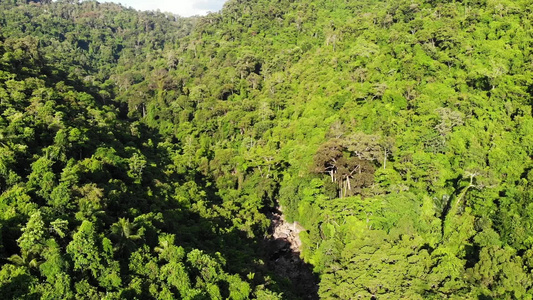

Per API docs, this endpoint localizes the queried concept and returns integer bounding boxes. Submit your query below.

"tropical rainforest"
[0,0,532,299]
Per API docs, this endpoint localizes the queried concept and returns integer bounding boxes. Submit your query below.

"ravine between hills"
[266,206,319,300]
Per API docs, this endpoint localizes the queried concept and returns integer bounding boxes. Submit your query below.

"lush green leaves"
[1,0,532,298]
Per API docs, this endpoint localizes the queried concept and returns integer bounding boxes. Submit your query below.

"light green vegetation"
[0,0,532,299]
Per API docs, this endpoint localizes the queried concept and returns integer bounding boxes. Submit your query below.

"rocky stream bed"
[266,207,319,300]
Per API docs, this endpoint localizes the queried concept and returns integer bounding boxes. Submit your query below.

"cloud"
[192,0,226,11]
[99,0,227,17]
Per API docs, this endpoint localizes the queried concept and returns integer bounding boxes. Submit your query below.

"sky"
[99,0,227,17]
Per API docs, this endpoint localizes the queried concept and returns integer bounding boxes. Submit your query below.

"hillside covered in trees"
[0,0,532,299]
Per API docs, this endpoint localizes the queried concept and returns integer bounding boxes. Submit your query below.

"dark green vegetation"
[1,0,532,298]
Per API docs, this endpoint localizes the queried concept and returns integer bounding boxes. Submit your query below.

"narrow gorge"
[266,207,319,300]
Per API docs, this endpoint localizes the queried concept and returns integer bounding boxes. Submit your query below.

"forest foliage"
[0,0,532,299]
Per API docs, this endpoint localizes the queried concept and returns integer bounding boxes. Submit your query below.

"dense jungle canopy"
[0,0,532,298]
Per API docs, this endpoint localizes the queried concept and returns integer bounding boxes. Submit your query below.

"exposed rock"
[266,206,318,300]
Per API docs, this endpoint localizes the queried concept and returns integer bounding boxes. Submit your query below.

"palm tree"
[109,218,142,257]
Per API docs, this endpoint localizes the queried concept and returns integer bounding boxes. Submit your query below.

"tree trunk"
[383,149,387,169]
